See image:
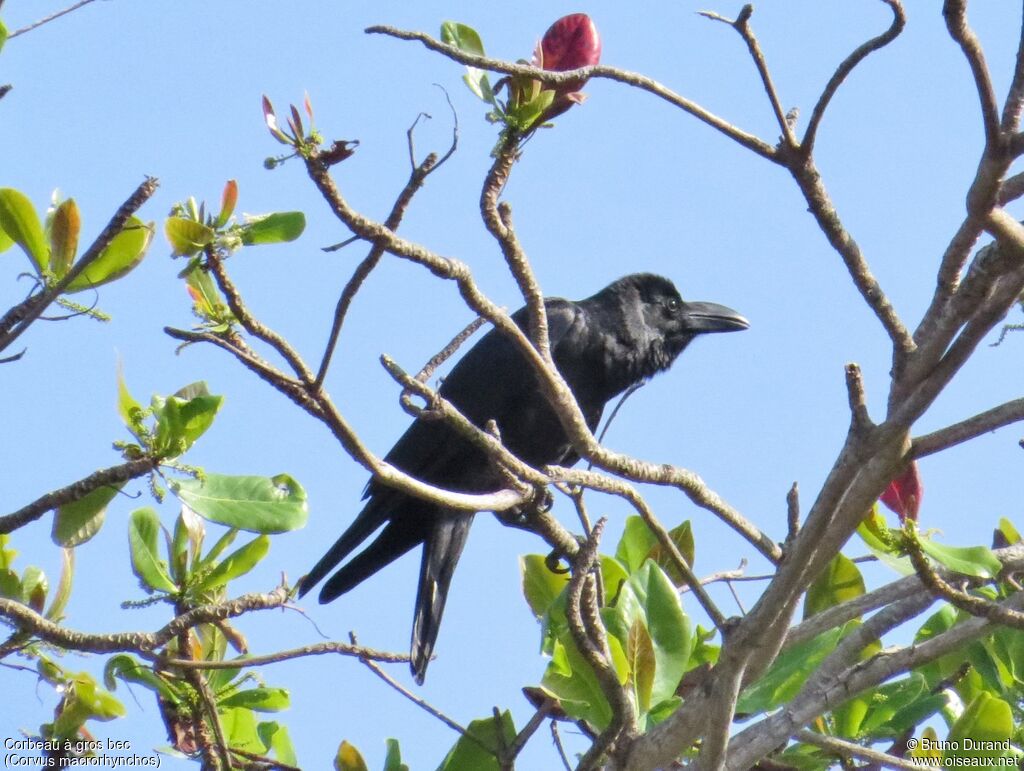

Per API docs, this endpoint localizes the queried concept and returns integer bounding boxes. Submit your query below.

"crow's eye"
[665,297,682,313]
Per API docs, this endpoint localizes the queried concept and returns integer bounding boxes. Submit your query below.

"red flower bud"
[880,461,922,523]
[531,14,601,124]
[539,13,602,78]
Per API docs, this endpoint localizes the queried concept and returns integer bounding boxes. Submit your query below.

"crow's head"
[597,273,749,381]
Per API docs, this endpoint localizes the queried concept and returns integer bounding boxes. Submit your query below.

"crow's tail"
[410,512,474,684]
[298,502,395,600]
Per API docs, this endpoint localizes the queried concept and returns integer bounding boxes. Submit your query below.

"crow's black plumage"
[299,273,748,682]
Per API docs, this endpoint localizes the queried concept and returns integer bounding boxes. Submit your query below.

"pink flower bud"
[880,461,922,523]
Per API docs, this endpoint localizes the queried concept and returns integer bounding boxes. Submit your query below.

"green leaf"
[857,506,913,574]
[127,507,177,593]
[946,692,1014,765]
[165,216,215,257]
[440,21,485,56]
[437,711,515,771]
[105,654,180,703]
[520,554,569,618]
[238,211,306,245]
[542,638,613,730]
[172,473,308,533]
[52,483,123,547]
[64,216,152,292]
[256,722,297,767]
[21,566,47,612]
[599,555,629,605]
[0,188,49,272]
[0,221,13,253]
[602,561,692,711]
[804,553,865,618]
[857,674,927,735]
[196,535,270,591]
[0,20,7,54]
[220,707,266,754]
[48,198,80,279]
[615,516,658,573]
[997,517,1021,545]
[737,624,850,715]
[45,548,74,621]
[153,386,223,455]
[917,537,1003,579]
[116,364,146,439]
[218,686,289,712]
[335,740,369,771]
[384,738,409,771]
[646,520,696,587]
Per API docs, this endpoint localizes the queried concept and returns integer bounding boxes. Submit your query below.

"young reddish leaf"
[216,180,238,228]
[880,461,922,523]
[303,91,315,123]
[261,95,291,144]
[48,198,81,279]
[289,104,304,139]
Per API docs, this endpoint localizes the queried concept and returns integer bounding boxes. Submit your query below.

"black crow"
[299,273,748,682]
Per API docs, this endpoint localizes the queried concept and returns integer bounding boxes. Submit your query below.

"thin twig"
[912,396,1024,457]
[795,730,923,771]
[943,0,1001,147]
[0,456,158,534]
[8,0,99,38]
[698,5,797,149]
[802,0,906,153]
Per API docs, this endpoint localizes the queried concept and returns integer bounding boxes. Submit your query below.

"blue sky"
[2,1,1022,768]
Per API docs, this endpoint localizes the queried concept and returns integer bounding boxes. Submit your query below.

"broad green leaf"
[917,538,1002,579]
[0,20,7,54]
[946,692,1013,765]
[172,473,308,533]
[48,198,80,278]
[440,21,485,56]
[51,672,126,739]
[196,535,270,591]
[65,216,153,292]
[45,548,74,621]
[238,211,305,245]
[165,216,214,257]
[615,516,658,573]
[437,711,515,771]
[128,508,177,593]
[804,553,865,618]
[154,389,223,455]
[833,695,869,739]
[384,738,409,771]
[542,638,613,730]
[603,561,692,710]
[520,554,569,618]
[0,188,48,272]
[220,707,265,754]
[216,180,238,228]
[647,696,682,726]
[600,555,629,605]
[738,624,850,714]
[0,221,13,253]
[218,686,289,712]
[647,520,696,587]
[198,527,239,570]
[52,483,123,547]
[335,740,369,771]
[257,722,297,767]
[105,654,180,702]
[463,70,496,105]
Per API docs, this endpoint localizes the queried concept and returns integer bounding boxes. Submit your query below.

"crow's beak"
[682,301,750,333]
